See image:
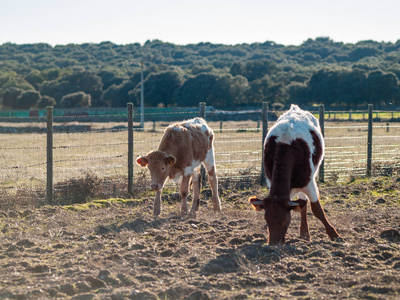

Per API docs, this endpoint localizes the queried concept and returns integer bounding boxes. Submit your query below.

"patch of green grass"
[63,198,144,212]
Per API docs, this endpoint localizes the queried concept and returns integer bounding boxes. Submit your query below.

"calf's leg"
[203,148,221,212]
[154,190,162,216]
[207,166,221,212]
[189,171,200,214]
[180,175,191,216]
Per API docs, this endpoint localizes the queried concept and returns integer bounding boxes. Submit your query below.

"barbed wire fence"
[1,103,400,209]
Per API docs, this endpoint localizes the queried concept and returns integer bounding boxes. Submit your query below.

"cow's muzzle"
[151,184,162,191]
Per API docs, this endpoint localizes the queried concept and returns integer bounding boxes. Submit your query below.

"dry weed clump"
[0,187,46,211]
[53,172,151,205]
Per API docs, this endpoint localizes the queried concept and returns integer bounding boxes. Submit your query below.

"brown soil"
[1,177,399,299]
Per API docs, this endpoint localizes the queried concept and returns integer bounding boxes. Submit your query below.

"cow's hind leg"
[180,175,191,216]
[203,148,221,212]
[189,171,200,215]
[154,190,162,216]
[305,181,340,240]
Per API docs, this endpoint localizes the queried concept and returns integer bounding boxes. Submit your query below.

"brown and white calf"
[136,117,221,216]
[250,104,340,245]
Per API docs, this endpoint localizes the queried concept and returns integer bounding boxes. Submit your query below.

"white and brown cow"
[250,104,340,245]
[137,117,221,216]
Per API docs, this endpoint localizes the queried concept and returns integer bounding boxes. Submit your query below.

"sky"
[1,0,399,46]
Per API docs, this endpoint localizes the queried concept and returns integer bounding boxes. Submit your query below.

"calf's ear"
[165,155,176,166]
[136,156,148,167]
[249,196,264,211]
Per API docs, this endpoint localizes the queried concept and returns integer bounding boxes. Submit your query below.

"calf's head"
[249,196,306,245]
[136,151,176,191]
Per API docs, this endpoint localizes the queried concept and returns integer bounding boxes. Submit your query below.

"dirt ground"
[0,176,399,299]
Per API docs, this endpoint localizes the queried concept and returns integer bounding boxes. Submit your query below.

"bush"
[15,90,41,109]
[37,95,56,108]
[59,92,91,108]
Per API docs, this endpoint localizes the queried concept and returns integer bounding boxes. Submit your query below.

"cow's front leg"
[299,200,311,240]
[295,192,310,240]
[154,190,162,216]
[180,175,191,216]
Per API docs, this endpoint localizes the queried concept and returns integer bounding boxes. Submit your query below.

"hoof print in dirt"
[379,229,400,242]
[85,276,106,289]
[28,264,50,273]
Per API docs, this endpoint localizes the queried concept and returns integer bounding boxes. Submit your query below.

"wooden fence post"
[128,103,134,195]
[260,102,268,185]
[199,102,207,188]
[367,104,373,177]
[46,106,53,205]
[199,102,206,119]
[319,104,325,182]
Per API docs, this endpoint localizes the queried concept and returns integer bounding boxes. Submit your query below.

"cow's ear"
[136,156,148,167]
[288,199,307,212]
[165,155,176,166]
[249,196,264,211]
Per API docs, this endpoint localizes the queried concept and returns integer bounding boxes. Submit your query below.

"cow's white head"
[136,151,177,191]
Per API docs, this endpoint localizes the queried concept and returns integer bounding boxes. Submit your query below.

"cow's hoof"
[188,210,197,218]
[213,199,222,212]
[332,236,344,243]
[300,234,311,241]
[153,207,161,217]
[213,206,222,212]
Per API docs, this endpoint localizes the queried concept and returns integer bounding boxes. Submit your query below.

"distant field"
[317,111,400,121]
[1,120,400,193]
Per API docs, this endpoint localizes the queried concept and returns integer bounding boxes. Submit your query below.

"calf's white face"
[136,151,177,191]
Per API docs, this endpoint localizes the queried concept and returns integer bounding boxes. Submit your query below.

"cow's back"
[264,105,324,188]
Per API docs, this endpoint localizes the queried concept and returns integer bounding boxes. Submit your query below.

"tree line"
[1,37,400,110]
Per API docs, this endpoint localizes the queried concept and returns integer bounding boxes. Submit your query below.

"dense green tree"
[59,92,91,108]
[308,69,342,106]
[37,95,56,108]
[349,46,381,62]
[1,87,23,108]
[173,73,219,107]
[25,70,44,88]
[41,68,61,81]
[40,80,78,102]
[103,80,137,107]
[62,70,103,106]
[98,69,127,90]
[363,70,399,106]
[286,82,308,105]
[1,39,400,108]
[244,75,273,104]
[230,59,279,81]
[209,74,248,107]
[134,70,183,107]
[15,90,41,109]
